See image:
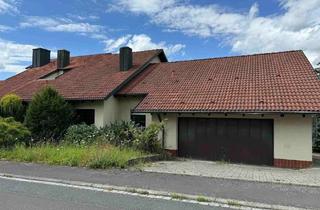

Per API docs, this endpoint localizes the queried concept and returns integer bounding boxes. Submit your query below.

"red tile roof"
[0,50,163,101]
[119,50,320,113]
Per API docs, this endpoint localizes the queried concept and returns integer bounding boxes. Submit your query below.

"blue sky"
[0,0,319,80]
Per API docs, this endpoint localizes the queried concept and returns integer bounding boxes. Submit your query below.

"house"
[1,47,320,169]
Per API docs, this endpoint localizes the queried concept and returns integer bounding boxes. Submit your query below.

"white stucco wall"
[74,96,152,128]
[154,113,313,161]
[117,96,143,121]
[73,101,105,128]
[116,95,152,126]
[103,96,118,125]
[151,114,177,150]
[274,115,312,161]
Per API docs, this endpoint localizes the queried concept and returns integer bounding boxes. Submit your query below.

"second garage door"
[178,118,274,166]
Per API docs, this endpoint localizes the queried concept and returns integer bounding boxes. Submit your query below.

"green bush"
[0,94,25,122]
[0,117,31,148]
[101,121,163,152]
[133,122,163,153]
[63,124,101,146]
[24,86,73,143]
[101,121,138,148]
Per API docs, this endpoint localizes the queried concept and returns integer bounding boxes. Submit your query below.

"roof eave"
[131,109,320,115]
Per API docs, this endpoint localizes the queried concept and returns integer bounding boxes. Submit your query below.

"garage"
[178,118,274,166]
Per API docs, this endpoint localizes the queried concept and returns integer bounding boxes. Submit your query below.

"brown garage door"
[178,118,274,166]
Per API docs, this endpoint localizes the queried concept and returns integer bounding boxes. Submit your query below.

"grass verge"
[0,144,147,169]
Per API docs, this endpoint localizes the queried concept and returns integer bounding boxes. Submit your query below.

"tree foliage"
[0,94,25,122]
[24,86,73,143]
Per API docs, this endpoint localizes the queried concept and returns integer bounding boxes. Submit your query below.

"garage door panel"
[178,118,273,166]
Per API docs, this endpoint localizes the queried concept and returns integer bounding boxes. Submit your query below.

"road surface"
[1,161,319,209]
[0,177,229,210]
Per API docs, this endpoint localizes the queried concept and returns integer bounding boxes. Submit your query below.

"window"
[75,109,95,125]
[131,114,146,127]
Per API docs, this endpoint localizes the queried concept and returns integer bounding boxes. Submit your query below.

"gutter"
[132,110,319,115]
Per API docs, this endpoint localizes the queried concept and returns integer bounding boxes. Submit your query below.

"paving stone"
[143,159,320,187]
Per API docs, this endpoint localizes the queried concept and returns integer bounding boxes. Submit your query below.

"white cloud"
[67,14,100,21]
[20,16,106,39]
[0,0,18,14]
[114,0,320,66]
[0,24,13,32]
[104,35,132,52]
[231,1,320,65]
[111,0,176,15]
[104,34,185,56]
[0,38,36,73]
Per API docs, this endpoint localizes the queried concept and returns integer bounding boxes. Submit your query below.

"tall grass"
[0,144,146,169]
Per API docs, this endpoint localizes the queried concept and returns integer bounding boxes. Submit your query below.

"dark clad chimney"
[32,48,50,68]
[57,49,70,69]
[120,47,132,71]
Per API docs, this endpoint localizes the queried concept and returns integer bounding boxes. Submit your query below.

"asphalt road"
[0,178,229,210]
[1,161,319,209]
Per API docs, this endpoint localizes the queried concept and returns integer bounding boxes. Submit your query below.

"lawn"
[0,144,147,169]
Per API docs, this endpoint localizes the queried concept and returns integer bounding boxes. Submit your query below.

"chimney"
[32,48,51,68]
[119,47,132,71]
[57,49,70,69]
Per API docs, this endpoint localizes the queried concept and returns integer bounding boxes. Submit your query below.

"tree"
[25,86,73,143]
[0,94,25,122]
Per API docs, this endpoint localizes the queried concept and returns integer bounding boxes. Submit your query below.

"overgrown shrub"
[0,117,31,148]
[101,121,138,148]
[0,94,25,122]
[24,86,73,143]
[133,122,163,153]
[63,124,101,146]
[101,121,163,152]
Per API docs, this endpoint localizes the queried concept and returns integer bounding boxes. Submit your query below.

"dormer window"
[41,70,65,80]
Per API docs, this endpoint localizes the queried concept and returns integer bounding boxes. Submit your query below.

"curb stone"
[128,154,162,166]
[0,173,308,210]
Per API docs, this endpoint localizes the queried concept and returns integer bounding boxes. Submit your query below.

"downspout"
[157,113,165,149]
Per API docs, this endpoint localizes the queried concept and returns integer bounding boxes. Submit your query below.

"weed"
[171,193,188,200]
[0,144,146,169]
[127,188,138,193]
[139,191,149,195]
[196,196,211,202]
[227,200,241,206]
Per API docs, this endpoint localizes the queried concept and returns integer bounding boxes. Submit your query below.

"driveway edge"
[143,168,320,188]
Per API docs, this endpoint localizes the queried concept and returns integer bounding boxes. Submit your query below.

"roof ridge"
[164,50,303,64]
[111,49,163,55]
[62,49,163,59]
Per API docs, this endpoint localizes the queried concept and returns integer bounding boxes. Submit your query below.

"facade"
[1,47,319,169]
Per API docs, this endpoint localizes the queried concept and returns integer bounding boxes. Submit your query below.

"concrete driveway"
[143,159,320,187]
